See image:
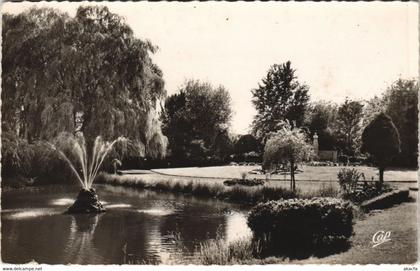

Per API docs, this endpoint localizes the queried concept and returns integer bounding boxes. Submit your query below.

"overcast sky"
[2,2,418,134]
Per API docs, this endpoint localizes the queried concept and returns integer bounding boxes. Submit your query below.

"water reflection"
[63,214,104,264]
[51,198,74,206]
[137,209,173,216]
[225,211,252,243]
[105,204,132,209]
[5,208,61,219]
[2,184,251,264]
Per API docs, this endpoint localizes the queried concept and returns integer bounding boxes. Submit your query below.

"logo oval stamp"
[372,230,391,248]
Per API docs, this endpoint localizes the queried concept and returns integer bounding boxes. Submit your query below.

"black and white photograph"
[1,1,418,267]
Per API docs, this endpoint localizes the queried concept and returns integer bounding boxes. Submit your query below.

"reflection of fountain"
[63,214,103,264]
[225,211,252,243]
[49,134,126,214]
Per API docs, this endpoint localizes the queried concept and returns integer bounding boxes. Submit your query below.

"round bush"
[247,197,354,258]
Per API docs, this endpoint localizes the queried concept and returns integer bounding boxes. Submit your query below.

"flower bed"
[342,182,393,204]
[223,178,265,187]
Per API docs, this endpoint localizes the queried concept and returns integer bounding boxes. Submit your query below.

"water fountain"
[49,134,125,214]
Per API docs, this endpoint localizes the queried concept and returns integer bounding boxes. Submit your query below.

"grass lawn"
[148,165,417,182]
[119,165,416,193]
[189,191,418,265]
[296,191,418,264]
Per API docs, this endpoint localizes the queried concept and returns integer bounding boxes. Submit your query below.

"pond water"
[2,184,252,264]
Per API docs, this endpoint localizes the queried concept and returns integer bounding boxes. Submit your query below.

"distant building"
[312,133,338,163]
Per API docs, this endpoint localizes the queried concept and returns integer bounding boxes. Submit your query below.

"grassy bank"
[96,173,340,204]
[175,192,417,265]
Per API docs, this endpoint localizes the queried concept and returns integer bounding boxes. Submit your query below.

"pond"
[2,184,252,264]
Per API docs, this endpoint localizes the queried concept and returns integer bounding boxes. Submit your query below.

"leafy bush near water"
[247,197,354,258]
[1,132,74,186]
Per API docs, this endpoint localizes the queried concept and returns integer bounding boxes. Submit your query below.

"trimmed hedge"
[247,197,354,258]
[361,189,409,212]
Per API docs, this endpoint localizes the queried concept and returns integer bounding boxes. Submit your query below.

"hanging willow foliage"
[2,6,167,158]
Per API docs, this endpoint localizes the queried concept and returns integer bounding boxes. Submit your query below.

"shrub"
[337,168,363,194]
[337,168,393,204]
[361,113,401,185]
[1,132,75,186]
[1,132,34,178]
[260,186,297,201]
[302,183,340,199]
[247,197,353,258]
[223,178,265,187]
[343,182,392,204]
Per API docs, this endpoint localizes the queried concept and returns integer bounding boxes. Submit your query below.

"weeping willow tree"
[263,122,314,191]
[2,6,167,168]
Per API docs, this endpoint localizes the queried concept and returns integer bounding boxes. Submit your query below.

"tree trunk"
[379,166,385,188]
[290,161,295,192]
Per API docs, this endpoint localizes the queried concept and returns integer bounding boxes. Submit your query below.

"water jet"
[49,133,126,214]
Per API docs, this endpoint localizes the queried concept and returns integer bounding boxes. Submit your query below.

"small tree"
[263,124,314,191]
[361,113,400,187]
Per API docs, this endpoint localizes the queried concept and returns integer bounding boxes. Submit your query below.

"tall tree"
[384,79,418,167]
[361,113,400,186]
[2,6,167,158]
[211,129,234,162]
[335,98,364,156]
[251,61,310,141]
[362,79,418,167]
[162,80,232,165]
[304,101,338,150]
[234,134,262,155]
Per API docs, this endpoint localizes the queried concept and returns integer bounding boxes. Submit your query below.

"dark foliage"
[335,98,364,156]
[251,61,310,141]
[385,79,418,168]
[363,79,418,168]
[1,131,74,186]
[162,80,232,167]
[247,198,353,259]
[304,101,338,150]
[361,189,409,212]
[2,6,166,146]
[234,134,262,155]
[361,113,400,184]
[337,168,392,204]
[223,178,265,187]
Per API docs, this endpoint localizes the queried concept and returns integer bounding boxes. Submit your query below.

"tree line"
[2,6,418,187]
[162,61,418,168]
